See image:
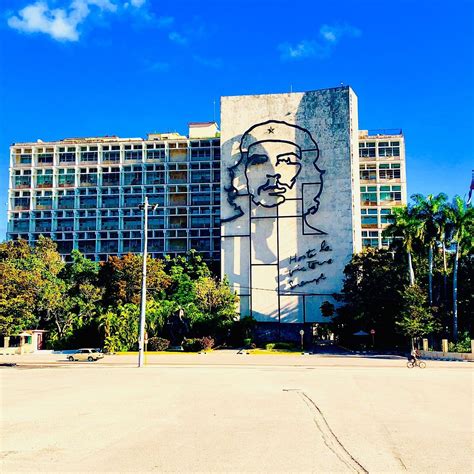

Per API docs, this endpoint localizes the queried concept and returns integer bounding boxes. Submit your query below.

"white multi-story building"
[7,123,221,265]
[358,129,407,248]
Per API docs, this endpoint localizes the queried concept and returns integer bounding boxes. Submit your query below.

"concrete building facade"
[358,129,407,248]
[7,123,221,263]
[220,87,362,333]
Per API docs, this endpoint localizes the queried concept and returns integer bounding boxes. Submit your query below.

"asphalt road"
[1,353,472,473]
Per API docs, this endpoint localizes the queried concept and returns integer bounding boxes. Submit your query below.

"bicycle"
[407,359,426,369]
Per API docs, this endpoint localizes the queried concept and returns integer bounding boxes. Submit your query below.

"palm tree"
[437,205,453,308]
[445,196,474,341]
[411,193,448,305]
[383,206,419,286]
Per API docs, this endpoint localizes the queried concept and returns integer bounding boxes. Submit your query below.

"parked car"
[67,348,104,362]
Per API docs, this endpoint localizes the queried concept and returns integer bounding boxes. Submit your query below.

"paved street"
[1,353,472,473]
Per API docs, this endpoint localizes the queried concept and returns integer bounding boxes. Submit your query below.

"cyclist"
[410,347,420,364]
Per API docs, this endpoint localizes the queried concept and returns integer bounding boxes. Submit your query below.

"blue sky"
[1,0,473,238]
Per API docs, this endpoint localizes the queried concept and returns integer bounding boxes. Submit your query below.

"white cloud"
[320,23,361,43]
[168,31,187,45]
[7,0,118,42]
[278,23,361,61]
[130,0,145,6]
[278,40,329,61]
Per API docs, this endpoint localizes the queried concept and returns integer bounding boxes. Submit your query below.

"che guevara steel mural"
[221,120,334,299]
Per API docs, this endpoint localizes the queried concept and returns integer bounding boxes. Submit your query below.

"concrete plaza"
[1,352,472,473]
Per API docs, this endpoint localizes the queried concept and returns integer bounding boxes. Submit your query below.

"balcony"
[101,219,119,230]
[123,242,141,253]
[101,197,120,208]
[80,152,98,163]
[168,239,187,252]
[38,154,54,165]
[78,242,96,253]
[123,219,141,230]
[168,171,187,184]
[102,178,120,187]
[101,241,119,253]
[169,149,187,162]
[57,198,75,209]
[36,181,53,189]
[78,220,96,231]
[11,222,30,232]
[57,222,75,231]
[14,155,32,166]
[58,180,75,188]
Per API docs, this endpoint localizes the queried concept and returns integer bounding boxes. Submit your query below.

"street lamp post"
[138,196,157,368]
[299,329,305,353]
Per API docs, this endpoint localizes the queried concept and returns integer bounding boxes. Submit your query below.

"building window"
[59,152,76,163]
[103,151,120,162]
[58,169,75,187]
[359,164,376,181]
[79,169,98,186]
[360,186,377,205]
[19,154,32,165]
[378,141,400,157]
[359,142,376,158]
[102,168,120,186]
[14,175,31,189]
[379,163,401,180]
[80,151,98,162]
[380,208,393,225]
[191,149,211,161]
[379,185,402,202]
[146,150,165,161]
[38,153,54,164]
[36,169,53,188]
[13,197,30,210]
[125,150,143,161]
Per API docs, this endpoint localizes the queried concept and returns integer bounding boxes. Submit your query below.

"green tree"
[98,303,140,352]
[192,276,239,339]
[411,193,448,305]
[0,237,65,336]
[0,259,39,335]
[383,206,419,285]
[145,299,177,338]
[397,284,441,339]
[445,196,474,341]
[336,248,407,346]
[320,301,335,318]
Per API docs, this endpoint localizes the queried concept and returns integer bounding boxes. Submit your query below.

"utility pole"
[138,197,157,368]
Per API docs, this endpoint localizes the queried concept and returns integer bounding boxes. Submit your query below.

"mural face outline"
[222,119,325,235]
[245,140,302,208]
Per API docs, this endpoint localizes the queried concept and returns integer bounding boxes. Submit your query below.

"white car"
[68,348,104,362]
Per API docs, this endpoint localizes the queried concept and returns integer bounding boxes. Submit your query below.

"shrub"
[182,337,214,351]
[200,336,215,351]
[448,332,472,353]
[265,342,297,351]
[147,337,170,352]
